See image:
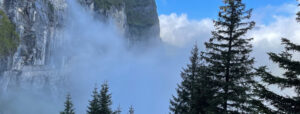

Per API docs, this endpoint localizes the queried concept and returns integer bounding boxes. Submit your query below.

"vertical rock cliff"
[80,0,160,43]
[0,0,67,92]
[125,0,160,42]
[0,0,160,92]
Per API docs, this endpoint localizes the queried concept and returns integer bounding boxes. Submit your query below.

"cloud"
[159,3,300,55]
[249,15,300,50]
[250,3,300,48]
[158,3,300,97]
[159,13,213,47]
[248,4,300,75]
[252,3,298,24]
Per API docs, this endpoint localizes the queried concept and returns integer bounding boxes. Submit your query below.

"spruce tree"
[297,1,300,22]
[129,106,134,114]
[61,94,75,114]
[170,45,218,114]
[202,0,260,113]
[256,39,300,113]
[87,87,101,114]
[255,3,300,113]
[99,82,113,114]
[113,105,121,114]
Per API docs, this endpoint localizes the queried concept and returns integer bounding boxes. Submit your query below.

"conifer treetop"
[61,94,75,114]
[99,82,113,114]
[297,1,300,22]
[87,87,101,114]
[129,105,134,114]
[202,0,259,113]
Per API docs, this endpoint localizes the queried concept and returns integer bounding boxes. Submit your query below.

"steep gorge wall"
[0,0,160,92]
[0,0,67,93]
[125,0,160,42]
[80,0,160,43]
[1,0,67,68]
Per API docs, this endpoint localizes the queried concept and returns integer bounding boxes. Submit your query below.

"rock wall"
[0,0,67,92]
[0,0,160,92]
[125,0,160,43]
[81,0,160,43]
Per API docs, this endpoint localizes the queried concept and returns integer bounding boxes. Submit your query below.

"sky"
[67,1,300,114]
[158,0,300,48]
[2,1,300,114]
[156,0,297,20]
[53,1,300,113]
[155,0,300,114]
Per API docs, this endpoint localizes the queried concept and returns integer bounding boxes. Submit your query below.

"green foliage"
[94,0,123,11]
[48,1,55,13]
[0,10,19,57]
[254,3,300,113]
[128,106,134,114]
[93,0,158,27]
[85,83,116,114]
[256,38,300,113]
[201,0,263,113]
[124,0,158,27]
[87,87,101,114]
[61,94,75,114]
[98,82,113,114]
[297,2,300,22]
[112,105,121,114]
[170,45,219,114]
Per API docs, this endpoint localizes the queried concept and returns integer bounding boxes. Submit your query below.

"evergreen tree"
[202,0,262,113]
[99,82,113,114]
[113,105,121,114]
[256,39,300,113]
[255,3,300,113]
[61,94,75,114]
[128,106,134,114]
[297,1,300,22]
[87,87,101,114]
[170,45,218,114]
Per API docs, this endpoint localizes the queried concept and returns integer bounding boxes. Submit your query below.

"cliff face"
[0,0,160,92]
[0,9,19,73]
[125,0,160,42]
[80,0,160,42]
[0,0,67,93]
[2,0,66,68]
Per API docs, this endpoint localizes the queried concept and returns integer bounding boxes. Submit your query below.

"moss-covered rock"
[0,10,19,57]
[94,0,123,10]
[87,0,160,42]
[92,0,158,28]
[124,0,160,41]
[125,0,158,27]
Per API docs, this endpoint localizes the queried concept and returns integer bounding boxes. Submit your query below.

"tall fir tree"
[201,0,263,113]
[129,106,134,114]
[255,2,300,113]
[99,82,113,114]
[87,87,101,114]
[170,45,218,114]
[256,40,300,113]
[61,94,75,114]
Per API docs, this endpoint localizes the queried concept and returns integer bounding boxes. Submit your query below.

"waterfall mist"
[0,0,193,114]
